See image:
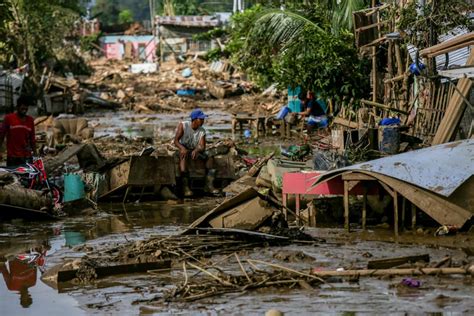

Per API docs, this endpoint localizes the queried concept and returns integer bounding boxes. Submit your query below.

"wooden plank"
[344,181,350,231]
[312,267,471,277]
[367,254,430,269]
[419,32,474,57]
[57,260,171,283]
[427,40,474,58]
[394,191,399,237]
[361,99,409,115]
[333,117,358,129]
[342,173,377,181]
[432,50,473,144]
[347,180,360,192]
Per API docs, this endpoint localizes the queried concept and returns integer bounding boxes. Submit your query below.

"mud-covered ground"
[2,104,473,314]
[1,199,473,315]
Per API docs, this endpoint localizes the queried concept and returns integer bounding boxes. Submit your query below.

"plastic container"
[64,173,85,202]
[378,125,400,154]
[176,89,196,96]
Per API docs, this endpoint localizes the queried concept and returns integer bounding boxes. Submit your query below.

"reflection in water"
[0,244,49,308]
[0,200,212,311]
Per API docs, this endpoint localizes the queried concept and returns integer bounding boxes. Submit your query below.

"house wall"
[101,36,157,62]
[159,25,216,61]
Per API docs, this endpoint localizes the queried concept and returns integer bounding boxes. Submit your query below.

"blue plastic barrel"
[64,174,85,202]
[378,126,400,154]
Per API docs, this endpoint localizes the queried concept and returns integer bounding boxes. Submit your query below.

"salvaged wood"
[367,254,430,269]
[432,51,474,145]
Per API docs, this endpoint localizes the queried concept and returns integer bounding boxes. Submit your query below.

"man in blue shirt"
[299,91,328,131]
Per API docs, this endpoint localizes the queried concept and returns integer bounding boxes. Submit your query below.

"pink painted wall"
[102,38,156,62]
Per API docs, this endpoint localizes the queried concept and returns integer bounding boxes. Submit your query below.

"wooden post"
[401,197,406,231]
[395,43,404,76]
[411,203,416,230]
[295,194,300,226]
[282,193,288,220]
[344,181,350,231]
[393,191,399,237]
[362,189,367,230]
[372,47,377,102]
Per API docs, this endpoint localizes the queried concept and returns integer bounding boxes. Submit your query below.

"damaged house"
[156,14,230,61]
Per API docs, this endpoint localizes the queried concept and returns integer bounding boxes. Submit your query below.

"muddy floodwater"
[1,199,473,315]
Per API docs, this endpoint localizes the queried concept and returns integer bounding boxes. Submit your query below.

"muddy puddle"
[0,201,212,315]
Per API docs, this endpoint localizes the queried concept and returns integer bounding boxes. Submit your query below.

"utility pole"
[149,0,156,36]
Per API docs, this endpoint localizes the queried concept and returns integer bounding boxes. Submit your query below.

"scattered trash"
[401,278,422,288]
[435,225,459,236]
[181,67,192,78]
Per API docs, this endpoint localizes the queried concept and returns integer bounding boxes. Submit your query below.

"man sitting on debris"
[174,108,216,197]
[0,95,37,167]
[299,91,328,132]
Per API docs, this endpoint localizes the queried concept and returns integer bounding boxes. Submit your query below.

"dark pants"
[7,156,32,168]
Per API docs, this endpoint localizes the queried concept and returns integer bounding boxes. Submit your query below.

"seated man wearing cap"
[174,109,208,197]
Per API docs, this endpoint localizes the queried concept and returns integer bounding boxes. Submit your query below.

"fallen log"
[57,260,171,283]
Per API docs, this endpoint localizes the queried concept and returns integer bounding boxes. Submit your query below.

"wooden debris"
[57,260,171,283]
[432,50,474,145]
[311,266,473,277]
[367,254,430,269]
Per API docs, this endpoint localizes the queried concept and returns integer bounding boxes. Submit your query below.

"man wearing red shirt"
[0,95,37,167]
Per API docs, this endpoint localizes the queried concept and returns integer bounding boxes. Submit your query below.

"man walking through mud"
[174,108,207,197]
[0,95,37,167]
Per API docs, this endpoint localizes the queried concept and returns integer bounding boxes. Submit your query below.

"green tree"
[118,9,134,24]
[0,0,83,80]
[91,0,120,26]
[228,3,370,104]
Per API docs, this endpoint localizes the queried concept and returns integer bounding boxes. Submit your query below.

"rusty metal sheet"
[316,139,474,197]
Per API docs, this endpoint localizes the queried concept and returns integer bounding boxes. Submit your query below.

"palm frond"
[248,9,323,52]
[332,0,366,32]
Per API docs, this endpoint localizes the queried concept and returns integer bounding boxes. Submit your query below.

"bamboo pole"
[312,266,473,277]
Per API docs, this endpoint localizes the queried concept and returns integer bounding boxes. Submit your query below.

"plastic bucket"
[378,126,400,154]
[64,174,85,202]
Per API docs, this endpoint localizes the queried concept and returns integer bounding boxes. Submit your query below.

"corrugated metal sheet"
[156,15,221,27]
[314,139,474,197]
[99,35,155,44]
[407,27,472,70]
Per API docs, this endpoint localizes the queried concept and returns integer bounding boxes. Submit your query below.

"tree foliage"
[118,9,134,24]
[227,4,370,104]
[0,0,84,79]
[397,0,471,50]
